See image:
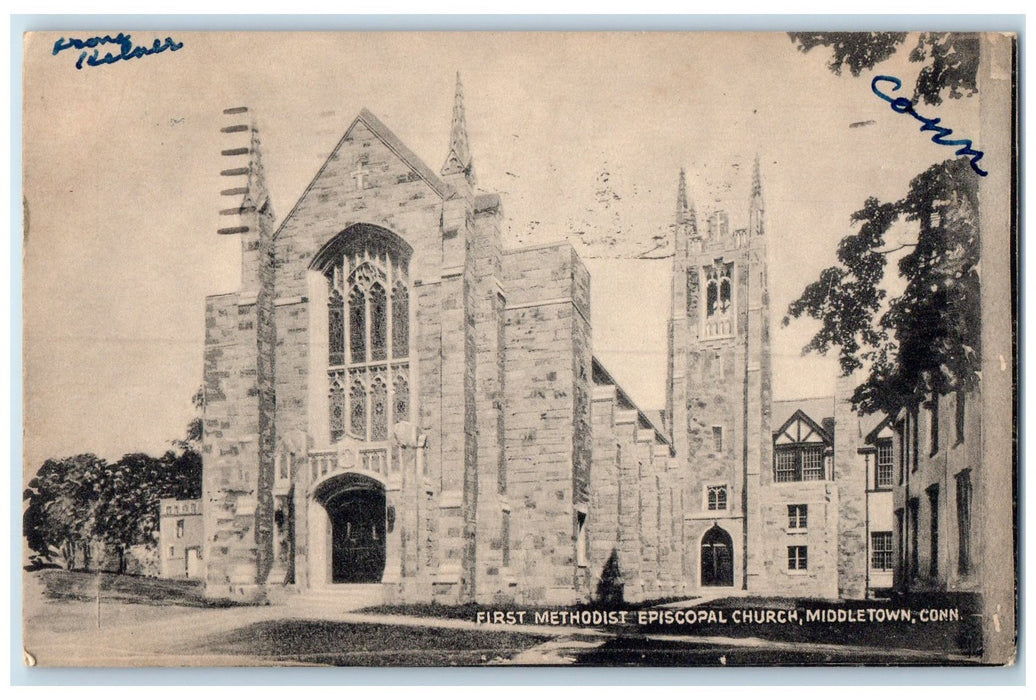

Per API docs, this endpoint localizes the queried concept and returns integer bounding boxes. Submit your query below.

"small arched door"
[701,524,734,587]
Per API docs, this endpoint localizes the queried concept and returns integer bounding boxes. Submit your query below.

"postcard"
[21,30,1017,667]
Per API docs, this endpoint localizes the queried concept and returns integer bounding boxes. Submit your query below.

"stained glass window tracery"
[325,237,411,445]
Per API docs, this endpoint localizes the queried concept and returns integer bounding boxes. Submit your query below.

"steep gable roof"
[273,108,455,239]
[864,415,895,445]
[353,108,454,199]
[773,408,833,446]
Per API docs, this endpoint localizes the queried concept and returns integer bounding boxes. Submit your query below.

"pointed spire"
[677,168,688,220]
[751,153,762,199]
[750,153,765,236]
[441,72,475,185]
[676,168,698,240]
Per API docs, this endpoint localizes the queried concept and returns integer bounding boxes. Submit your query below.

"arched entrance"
[315,474,386,584]
[701,524,734,587]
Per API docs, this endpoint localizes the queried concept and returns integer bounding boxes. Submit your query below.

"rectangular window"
[956,469,972,575]
[871,531,894,571]
[908,498,920,580]
[176,519,185,539]
[707,485,728,511]
[775,449,797,482]
[801,447,825,480]
[575,511,588,567]
[774,446,827,482]
[929,395,940,457]
[788,504,808,529]
[876,439,894,488]
[928,484,940,578]
[712,426,723,452]
[787,545,808,571]
[169,546,175,557]
[502,511,511,568]
[955,391,966,445]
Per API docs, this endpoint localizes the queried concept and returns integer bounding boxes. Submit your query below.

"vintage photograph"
[21,30,1017,667]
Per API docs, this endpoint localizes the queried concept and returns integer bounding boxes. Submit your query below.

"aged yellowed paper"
[22,31,1017,667]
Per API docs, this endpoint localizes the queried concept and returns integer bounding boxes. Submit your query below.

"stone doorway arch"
[700,524,734,587]
[314,473,386,584]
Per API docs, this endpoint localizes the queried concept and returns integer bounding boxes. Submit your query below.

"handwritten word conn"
[871,75,987,177]
[52,33,184,70]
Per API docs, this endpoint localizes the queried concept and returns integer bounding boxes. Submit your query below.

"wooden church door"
[701,525,734,586]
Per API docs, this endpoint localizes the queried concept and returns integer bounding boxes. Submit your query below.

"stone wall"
[587,384,622,601]
[834,375,867,598]
[501,243,590,605]
[471,194,510,603]
[756,482,839,599]
[587,363,680,603]
[202,291,266,601]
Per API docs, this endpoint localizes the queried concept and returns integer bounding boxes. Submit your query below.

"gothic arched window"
[702,260,735,338]
[369,282,388,362]
[328,290,345,366]
[370,372,388,441]
[348,285,366,364]
[719,276,731,312]
[325,234,411,444]
[393,372,410,427]
[392,280,409,358]
[329,373,346,442]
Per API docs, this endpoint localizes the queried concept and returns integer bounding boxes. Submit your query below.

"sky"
[21,31,987,471]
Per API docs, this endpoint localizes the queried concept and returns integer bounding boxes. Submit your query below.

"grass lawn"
[196,619,548,666]
[34,569,238,607]
[573,636,978,667]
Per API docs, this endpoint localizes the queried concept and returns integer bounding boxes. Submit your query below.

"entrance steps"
[275,584,385,613]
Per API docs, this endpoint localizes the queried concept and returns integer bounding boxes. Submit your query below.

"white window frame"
[787,504,808,530]
[787,545,808,571]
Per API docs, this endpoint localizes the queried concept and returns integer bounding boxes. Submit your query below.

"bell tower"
[667,158,772,592]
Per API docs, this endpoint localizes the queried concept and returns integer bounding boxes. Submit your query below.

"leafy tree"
[784,32,983,416]
[93,453,167,573]
[24,388,205,573]
[785,158,980,415]
[173,385,204,451]
[160,447,203,501]
[788,31,979,106]
[788,32,908,79]
[23,454,105,569]
[163,384,204,502]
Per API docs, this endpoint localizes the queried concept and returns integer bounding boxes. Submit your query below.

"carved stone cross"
[351,162,370,190]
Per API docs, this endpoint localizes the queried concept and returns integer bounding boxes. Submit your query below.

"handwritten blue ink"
[52,33,183,70]
[871,75,987,177]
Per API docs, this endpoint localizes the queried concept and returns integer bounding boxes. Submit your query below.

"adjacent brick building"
[199,77,887,605]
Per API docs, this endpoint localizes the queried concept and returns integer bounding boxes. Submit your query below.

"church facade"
[200,79,885,605]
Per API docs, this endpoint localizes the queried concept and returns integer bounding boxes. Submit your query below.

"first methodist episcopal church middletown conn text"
[196,76,909,607]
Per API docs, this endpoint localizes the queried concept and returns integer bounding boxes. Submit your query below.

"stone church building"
[200,78,883,605]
